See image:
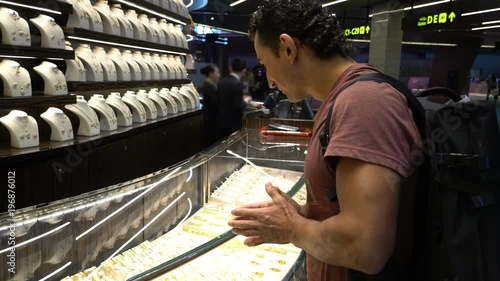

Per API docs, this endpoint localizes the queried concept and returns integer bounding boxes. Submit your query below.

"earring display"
[0,7,31,46]
[106,93,133,127]
[75,44,105,82]
[148,89,169,117]
[88,94,118,131]
[110,4,134,38]
[93,47,118,82]
[132,51,152,81]
[125,9,147,41]
[65,95,100,137]
[0,60,32,97]
[107,48,132,81]
[122,50,142,81]
[40,107,74,142]
[0,110,39,148]
[30,14,65,49]
[123,92,147,123]
[159,88,178,114]
[136,90,158,120]
[93,0,121,36]
[33,61,68,96]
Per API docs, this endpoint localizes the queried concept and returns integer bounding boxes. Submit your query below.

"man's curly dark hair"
[249,0,351,60]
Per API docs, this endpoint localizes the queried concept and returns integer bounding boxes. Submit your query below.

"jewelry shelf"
[108,0,191,25]
[0,94,76,109]
[64,28,192,55]
[0,0,74,15]
[67,78,191,92]
[0,45,75,59]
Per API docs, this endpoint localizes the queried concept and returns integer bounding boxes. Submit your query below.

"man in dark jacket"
[217,57,247,138]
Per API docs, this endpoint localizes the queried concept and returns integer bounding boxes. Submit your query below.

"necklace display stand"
[175,56,188,79]
[65,0,91,29]
[75,44,104,82]
[138,14,157,43]
[143,53,161,80]
[159,88,179,114]
[0,60,32,97]
[159,19,174,46]
[0,7,31,46]
[65,95,100,136]
[175,24,188,49]
[122,92,147,123]
[30,14,65,49]
[40,107,74,141]
[159,54,175,79]
[148,89,168,117]
[169,87,187,111]
[149,18,166,44]
[151,53,168,80]
[0,110,39,148]
[125,9,146,41]
[122,50,142,81]
[136,90,158,119]
[185,54,195,70]
[81,0,104,32]
[172,86,194,110]
[110,4,134,38]
[33,61,68,96]
[106,93,133,127]
[184,83,201,108]
[93,0,121,36]
[132,51,151,81]
[93,47,117,81]
[88,94,118,131]
[107,48,131,81]
[64,42,87,82]
[160,0,172,11]
[167,23,179,47]
[179,86,197,109]
[167,55,181,79]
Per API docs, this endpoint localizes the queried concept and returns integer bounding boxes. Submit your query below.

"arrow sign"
[448,12,456,22]
[366,26,370,33]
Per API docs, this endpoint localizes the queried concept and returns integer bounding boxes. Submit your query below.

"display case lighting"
[471,24,500,31]
[227,150,274,180]
[185,0,194,8]
[40,262,72,281]
[370,0,455,17]
[323,0,348,8]
[67,36,188,56]
[230,0,246,7]
[0,0,62,15]
[483,20,500,25]
[346,38,459,47]
[0,222,70,254]
[186,34,194,42]
[186,168,193,182]
[176,198,193,228]
[115,0,186,25]
[462,7,500,17]
[0,55,37,59]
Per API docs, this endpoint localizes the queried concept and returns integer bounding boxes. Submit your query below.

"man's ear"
[279,34,298,64]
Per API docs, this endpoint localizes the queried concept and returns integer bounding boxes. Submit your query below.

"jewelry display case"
[0,129,310,281]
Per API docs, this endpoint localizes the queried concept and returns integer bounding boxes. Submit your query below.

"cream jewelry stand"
[125,9,146,41]
[0,110,39,148]
[151,53,168,80]
[64,42,86,82]
[184,83,201,108]
[0,60,32,97]
[167,23,179,47]
[159,88,179,114]
[159,19,174,46]
[122,92,147,123]
[132,51,151,81]
[143,53,160,80]
[122,50,142,81]
[65,96,100,136]
[75,44,104,82]
[175,56,188,79]
[179,86,197,109]
[185,54,195,70]
[160,0,172,11]
[40,107,74,141]
[161,54,176,79]
[136,90,158,119]
[107,48,131,81]
[110,4,134,38]
[30,14,65,49]
[65,0,91,29]
[33,61,68,96]
[81,0,104,32]
[93,0,121,36]
[167,55,181,79]
[175,24,188,49]
[0,7,31,46]
[138,14,157,43]
[148,89,168,117]
[106,93,133,127]
[149,18,166,44]
[169,87,187,111]
[88,94,118,131]
[93,47,117,81]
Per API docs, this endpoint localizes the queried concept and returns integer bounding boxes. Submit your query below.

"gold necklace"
[12,117,37,141]
[107,99,132,121]
[90,103,117,124]
[58,114,73,137]
[124,96,146,119]
[70,104,99,128]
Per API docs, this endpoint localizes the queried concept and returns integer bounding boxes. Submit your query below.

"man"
[486,73,498,100]
[228,1,422,280]
[217,57,247,138]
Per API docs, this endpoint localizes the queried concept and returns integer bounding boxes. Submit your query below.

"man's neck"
[305,56,355,101]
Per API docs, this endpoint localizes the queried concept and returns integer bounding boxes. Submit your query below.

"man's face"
[254,33,307,102]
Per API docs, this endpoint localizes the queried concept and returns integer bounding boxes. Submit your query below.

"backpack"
[319,72,499,281]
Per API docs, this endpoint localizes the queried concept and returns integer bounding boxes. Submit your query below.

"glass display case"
[0,129,309,281]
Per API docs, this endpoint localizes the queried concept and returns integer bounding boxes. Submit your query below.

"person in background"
[199,64,220,147]
[241,68,256,96]
[217,57,248,138]
[486,73,497,100]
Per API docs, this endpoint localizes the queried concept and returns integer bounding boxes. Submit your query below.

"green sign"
[345,25,371,37]
[417,11,457,27]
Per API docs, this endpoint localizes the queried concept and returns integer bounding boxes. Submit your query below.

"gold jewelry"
[69,104,99,128]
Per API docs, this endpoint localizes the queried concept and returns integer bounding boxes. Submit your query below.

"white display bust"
[138,14,157,43]
[0,110,39,148]
[122,50,141,81]
[40,107,74,142]
[93,0,121,36]
[167,23,179,47]
[169,87,187,111]
[64,42,86,82]
[65,0,91,30]
[175,56,188,79]
[179,86,197,109]
[0,7,31,46]
[151,53,168,80]
[75,44,104,82]
[107,48,131,81]
[106,92,132,127]
[160,0,172,12]
[88,94,118,131]
[30,14,65,49]
[159,19,174,46]
[0,60,32,97]
[160,54,175,80]
[125,9,146,41]
[132,51,151,81]
[65,96,100,136]
[159,88,178,114]
[136,90,158,119]
[172,86,192,110]
[149,18,166,44]
[185,54,195,70]
[110,4,134,38]
[122,92,147,123]
[175,24,188,49]
[143,53,160,80]
[93,47,117,81]
[148,89,168,117]
[185,83,201,108]
[81,0,104,32]
[167,55,181,79]
[33,61,68,96]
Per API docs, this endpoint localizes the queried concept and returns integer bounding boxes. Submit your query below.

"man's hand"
[228,183,304,246]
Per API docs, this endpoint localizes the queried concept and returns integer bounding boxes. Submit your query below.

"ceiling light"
[115,0,186,25]
[346,38,459,47]
[482,45,495,48]
[370,0,455,17]
[186,34,194,42]
[0,0,61,15]
[230,0,246,7]
[462,7,500,17]
[482,20,500,25]
[323,0,348,8]
[185,0,194,8]
[471,24,500,31]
